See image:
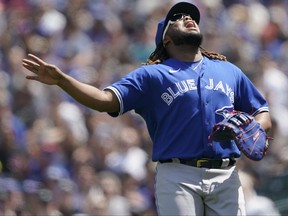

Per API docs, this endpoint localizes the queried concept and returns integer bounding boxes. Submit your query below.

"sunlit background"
[0,0,287,215]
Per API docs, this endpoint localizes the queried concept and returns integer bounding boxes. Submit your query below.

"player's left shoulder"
[206,57,236,67]
[142,60,173,74]
[204,57,241,73]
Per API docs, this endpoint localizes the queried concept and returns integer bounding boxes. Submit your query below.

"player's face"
[165,14,203,47]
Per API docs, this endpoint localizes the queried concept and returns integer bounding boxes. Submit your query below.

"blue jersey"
[105,57,269,161]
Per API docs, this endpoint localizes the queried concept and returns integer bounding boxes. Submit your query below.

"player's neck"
[167,45,202,62]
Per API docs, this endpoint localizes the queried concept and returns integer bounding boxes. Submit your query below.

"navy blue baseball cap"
[155,2,200,46]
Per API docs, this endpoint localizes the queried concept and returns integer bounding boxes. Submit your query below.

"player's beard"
[168,28,203,47]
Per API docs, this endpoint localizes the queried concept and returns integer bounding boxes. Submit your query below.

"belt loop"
[221,158,230,168]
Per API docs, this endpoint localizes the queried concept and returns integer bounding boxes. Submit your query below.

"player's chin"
[186,27,199,33]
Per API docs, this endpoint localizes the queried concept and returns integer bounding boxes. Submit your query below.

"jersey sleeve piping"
[104,86,124,116]
[252,107,269,116]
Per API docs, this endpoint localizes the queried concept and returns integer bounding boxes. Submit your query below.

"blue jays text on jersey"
[105,56,269,161]
[161,77,235,106]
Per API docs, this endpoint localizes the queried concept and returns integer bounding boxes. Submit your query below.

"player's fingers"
[22,58,40,67]
[25,75,41,81]
[22,60,41,74]
[27,53,47,66]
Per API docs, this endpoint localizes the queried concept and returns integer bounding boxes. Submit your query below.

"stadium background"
[0,0,287,215]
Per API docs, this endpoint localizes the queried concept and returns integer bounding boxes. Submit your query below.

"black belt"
[158,158,236,169]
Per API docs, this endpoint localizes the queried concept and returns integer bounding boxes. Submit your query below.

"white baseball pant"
[155,162,246,215]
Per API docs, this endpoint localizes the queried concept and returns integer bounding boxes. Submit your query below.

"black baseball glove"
[209,111,269,161]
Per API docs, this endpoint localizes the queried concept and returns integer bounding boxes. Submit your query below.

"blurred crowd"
[0,0,288,215]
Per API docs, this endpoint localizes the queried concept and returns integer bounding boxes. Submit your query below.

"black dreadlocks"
[144,43,227,65]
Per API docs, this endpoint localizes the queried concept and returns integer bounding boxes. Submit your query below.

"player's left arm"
[254,111,272,133]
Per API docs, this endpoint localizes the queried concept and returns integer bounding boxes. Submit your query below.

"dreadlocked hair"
[144,44,227,65]
[144,42,168,65]
[200,47,227,61]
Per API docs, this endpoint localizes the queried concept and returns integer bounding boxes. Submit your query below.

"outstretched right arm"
[22,54,120,113]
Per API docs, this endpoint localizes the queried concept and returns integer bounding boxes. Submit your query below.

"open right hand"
[22,54,64,85]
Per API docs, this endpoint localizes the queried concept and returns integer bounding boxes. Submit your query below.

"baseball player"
[22,2,272,216]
